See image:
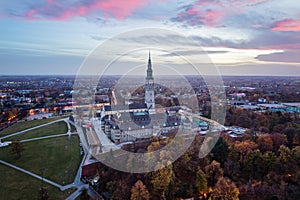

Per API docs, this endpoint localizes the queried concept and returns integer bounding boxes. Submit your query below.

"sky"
[0,0,300,76]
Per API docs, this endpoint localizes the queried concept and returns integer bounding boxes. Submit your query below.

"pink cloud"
[272,19,300,32]
[262,43,300,50]
[173,0,270,27]
[46,0,55,4]
[95,0,147,19]
[204,10,224,26]
[24,9,39,20]
[173,4,226,26]
[22,0,150,21]
[186,7,198,16]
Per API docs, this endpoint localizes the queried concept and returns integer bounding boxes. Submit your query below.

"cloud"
[171,1,225,27]
[115,33,200,47]
[172,7,224,27]
[186,33,300,65]
[191,35,246,48]
[190,28,300,53]
[218,63,300,76]
[161,50,228,57]
[271,19,300,31]
[256,51,300,63]
[8,0,152,21]
[171,0,270,27]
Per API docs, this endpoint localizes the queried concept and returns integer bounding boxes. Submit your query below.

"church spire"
[147,51,153,80]
[145,51,155,111]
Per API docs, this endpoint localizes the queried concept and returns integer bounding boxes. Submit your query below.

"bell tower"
[145,51,155,111]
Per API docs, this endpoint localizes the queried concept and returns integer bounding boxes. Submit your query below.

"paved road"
[0,118,68,140]
[65,184,89,200]
[65,183,103,200]
[181,110,225,130]
[70,120,88,153]
[92,119,118,153]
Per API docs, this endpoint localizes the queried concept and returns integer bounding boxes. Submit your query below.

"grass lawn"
[0,117,66,137]
[4,121,68,141]
[0,164,75,200]
[0,135,82,185]
[70,124,77,132]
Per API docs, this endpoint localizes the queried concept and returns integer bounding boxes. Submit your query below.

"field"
[70,124,77,132]
[0,164,75,200]
[0,135,82,185]
[3,121,68,141]
[0,117,66,137]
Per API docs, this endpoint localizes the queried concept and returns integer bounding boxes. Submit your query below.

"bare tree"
[11,140,24,159]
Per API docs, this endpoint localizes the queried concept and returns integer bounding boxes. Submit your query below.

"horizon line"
[0,74,299,77]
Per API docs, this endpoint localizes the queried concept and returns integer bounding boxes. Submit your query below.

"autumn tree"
[292,146,300,166]
[195,168,208,196]
[130,180,150,200]
[151,162,174,199]
[292,133,299,146]
[205,160,224,187]
[159,150,173,166]
[235,140,258,165]
[243,150,268,180]
[260,151,278,178]
[257,134,273,153]
[270,133,287,152]
[283,126,296,147]
[212,177,239,200]
[173,151,191,174]
[277,145,297,175]
[112,179,131,200]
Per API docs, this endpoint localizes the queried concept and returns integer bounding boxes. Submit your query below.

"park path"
[64,118,72,134]
[0,153,94,199]
[0,160,63,189]
[0,153,87,192]
[0,118,68,140]
[1,118,102,199]
[1,118,76,144]
[20,132,78,143]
